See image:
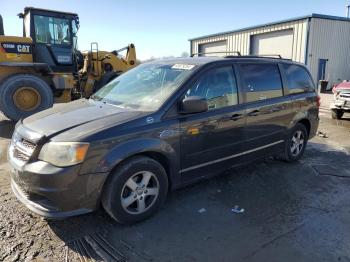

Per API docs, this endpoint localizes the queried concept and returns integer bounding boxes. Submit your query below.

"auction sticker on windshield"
[172,64,195,70]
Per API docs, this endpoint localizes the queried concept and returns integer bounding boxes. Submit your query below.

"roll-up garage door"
[198,40,227,56]
[250,29,294,59]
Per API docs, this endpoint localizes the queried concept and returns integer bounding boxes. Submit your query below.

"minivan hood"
[22,99,146,138]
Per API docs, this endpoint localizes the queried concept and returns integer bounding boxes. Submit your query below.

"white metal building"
[189,14,350,87]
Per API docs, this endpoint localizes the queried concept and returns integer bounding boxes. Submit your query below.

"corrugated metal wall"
[190,19,308,63]
[307,18,350,86]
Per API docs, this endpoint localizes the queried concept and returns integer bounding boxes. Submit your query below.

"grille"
[21,139,36,150]
[340,93,350,99]
[14,182,58,211]
[15,181,30,199]
[10,132,37,164]
[14,148,30,162]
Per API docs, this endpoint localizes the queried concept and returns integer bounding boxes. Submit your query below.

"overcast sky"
[1,0,349,60]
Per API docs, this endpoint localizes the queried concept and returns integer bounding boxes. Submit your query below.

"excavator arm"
[79,43,138,96]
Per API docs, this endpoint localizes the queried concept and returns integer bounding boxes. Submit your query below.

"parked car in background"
[331,81,350,119]
[8,56,319,224]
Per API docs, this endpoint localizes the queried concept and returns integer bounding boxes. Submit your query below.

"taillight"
[316,95,321,108]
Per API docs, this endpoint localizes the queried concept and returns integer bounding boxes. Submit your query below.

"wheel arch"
[110,151,173,191]
[96,138,180,192]
[140,151,174,191]
[297,118,311,136]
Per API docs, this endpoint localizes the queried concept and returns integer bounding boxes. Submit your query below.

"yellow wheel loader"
[0,7,137,121]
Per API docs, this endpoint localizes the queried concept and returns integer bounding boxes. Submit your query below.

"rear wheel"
[281,123,308,162]
[0,74,53,121]
[102,156,168,224]
[331,109,344,119]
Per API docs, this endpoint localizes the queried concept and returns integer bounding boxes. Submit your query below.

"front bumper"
[9,160,109,219]
[330,100,350,111]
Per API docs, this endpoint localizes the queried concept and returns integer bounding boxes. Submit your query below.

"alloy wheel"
[121,171,159,214]
[290,130,304,157]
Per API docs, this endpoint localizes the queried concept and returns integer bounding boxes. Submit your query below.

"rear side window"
[240,63,283,102]
[186,66,238,110]
[283,64,314,94]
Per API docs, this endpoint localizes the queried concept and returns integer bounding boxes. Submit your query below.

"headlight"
[38,142,89,167]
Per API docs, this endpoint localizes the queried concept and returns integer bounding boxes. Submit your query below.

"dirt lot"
[1,109,350,261]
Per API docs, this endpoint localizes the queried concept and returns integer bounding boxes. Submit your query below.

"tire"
[281,123,308,162]
[102,156,168,224]
[331,109,344,119]
[93,71,119,93]
[0,74,53,121]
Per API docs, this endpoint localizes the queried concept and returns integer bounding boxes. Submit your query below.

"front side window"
[34,15,71,45]
[283,64,315,94]
[240,63,283,102]
[186,66,238,110]
[92,63,195,111]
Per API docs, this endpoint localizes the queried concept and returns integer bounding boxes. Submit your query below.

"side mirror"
[179,96,208,114]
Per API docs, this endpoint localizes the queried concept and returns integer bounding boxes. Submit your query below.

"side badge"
[146,117,154,124]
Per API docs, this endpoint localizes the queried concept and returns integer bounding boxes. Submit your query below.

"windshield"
[92,63,196,111]
[34,15,71,45]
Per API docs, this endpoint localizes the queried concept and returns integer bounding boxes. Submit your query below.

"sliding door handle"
[247,110,260,116]
[230,113,244,121]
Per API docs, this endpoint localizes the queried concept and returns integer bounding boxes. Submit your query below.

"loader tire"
[0,74,53,121]
[93,71,119,93]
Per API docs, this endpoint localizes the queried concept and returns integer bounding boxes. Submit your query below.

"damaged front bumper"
[9,161,109,219]
[8,123,110,219]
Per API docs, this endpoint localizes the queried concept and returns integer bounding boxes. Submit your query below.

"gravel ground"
[1,112,350,261]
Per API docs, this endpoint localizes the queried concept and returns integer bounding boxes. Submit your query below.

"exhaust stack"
[0,15,4,35]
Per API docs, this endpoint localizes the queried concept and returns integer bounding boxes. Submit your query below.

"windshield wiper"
[90,95,103,101]
[90,96,131,109]
[124,103,140,109]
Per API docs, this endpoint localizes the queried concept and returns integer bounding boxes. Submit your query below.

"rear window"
[282,64,314,94]
[240,63,283,102]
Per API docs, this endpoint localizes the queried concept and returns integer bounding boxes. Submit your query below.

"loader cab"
[21,7,79,72]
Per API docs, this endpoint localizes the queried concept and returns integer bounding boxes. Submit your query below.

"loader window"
[34,15,71,45]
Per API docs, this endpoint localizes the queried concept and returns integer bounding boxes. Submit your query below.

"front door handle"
[247,110,260,116]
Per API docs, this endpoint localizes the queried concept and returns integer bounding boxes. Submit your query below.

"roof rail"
[225,54,292,60]
[254,54,282,58]
[191,51,241,57]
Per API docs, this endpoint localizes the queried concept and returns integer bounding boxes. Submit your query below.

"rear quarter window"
[282,64,315,94]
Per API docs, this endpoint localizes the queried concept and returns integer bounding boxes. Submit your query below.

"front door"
[179,65,246,182]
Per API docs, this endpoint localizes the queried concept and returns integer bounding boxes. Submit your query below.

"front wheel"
[102,156,168,224]
[281,123,308,162]
[331,109,344,119]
